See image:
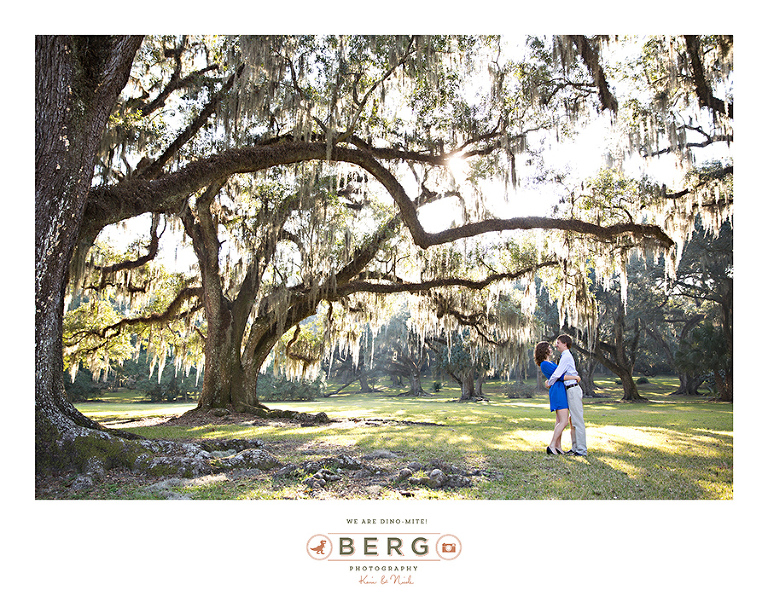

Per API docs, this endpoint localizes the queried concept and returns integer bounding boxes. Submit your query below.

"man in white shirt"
[545,334,587,456]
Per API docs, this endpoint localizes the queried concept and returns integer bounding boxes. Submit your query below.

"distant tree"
[430,330,489,401]
[326,325,382,394]
[675,322,732,401]
[371,308,434,397]
[671,220,732,381]
[644,313,706,394]
[627,202,733,396]
[552,162,731,401]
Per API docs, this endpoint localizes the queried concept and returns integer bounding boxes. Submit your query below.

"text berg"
[338,536,429,556]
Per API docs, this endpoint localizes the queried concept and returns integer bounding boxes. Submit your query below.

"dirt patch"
[157,408,278,427]
[111,408,442,430]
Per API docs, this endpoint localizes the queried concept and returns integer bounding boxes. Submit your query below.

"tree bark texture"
[35,36,143,466]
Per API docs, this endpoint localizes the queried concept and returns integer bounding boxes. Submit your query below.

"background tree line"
[65,214,732,403]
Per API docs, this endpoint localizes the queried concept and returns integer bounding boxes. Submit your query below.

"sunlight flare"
[448,154,469,183]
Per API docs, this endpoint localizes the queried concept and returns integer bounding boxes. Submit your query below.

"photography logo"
[306,533,462,561]
[306,531,463,587]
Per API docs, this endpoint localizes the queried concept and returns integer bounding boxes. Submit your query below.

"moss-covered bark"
[35,404,148,474]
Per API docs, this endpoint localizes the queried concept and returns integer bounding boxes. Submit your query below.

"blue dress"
[540,360,568,412]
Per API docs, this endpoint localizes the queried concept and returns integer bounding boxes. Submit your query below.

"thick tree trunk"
[197,302,246,409]
[198,326,267,410]
[672,373,704,396]
[567,311,647,402]
[458,371,476,401]
[571,341,645,401]
[408,373,425,396]
[358,368,375,393]
[474,374,485,397]
[180,183,262,412]
[616,369,643,401]
[35,36,144,470]
[381,351,428,396]
[711,362,733,402]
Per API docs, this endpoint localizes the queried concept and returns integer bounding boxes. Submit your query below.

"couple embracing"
[534,334,588,457]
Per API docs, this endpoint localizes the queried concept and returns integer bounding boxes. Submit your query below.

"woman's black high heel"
[556,448,566,455]
[546,446,556,455]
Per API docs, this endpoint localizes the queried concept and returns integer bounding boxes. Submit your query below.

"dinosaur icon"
[309,539,327,555]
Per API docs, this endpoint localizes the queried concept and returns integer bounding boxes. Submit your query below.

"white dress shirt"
[546,348,578,388]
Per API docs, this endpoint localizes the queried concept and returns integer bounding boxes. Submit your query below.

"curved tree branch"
[85,141,675,256]
[65,286,204,348]
[565,35,618,114]
[135,64,244,180]
[337,259,559,296]
[139,65,220,117]
[89,214,164,293]
[662,164,733,200]
[684,35,733,119]
[642,125,733,158]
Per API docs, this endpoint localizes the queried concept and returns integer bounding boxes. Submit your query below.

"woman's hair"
[534,341,551,366]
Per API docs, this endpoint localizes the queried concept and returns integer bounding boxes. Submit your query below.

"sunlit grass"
[76,390,196,423]
[73,375,732,500]
[78,402,196,421]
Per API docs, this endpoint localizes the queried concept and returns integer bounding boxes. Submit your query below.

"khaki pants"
[566,385,587,455]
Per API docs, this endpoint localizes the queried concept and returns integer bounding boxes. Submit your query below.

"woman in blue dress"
[534,341,581,455]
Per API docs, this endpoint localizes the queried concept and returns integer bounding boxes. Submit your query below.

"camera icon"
[436,535,461,560]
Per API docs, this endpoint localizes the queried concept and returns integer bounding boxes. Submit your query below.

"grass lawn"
[76,389,198,421]
[71,376,733,500]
